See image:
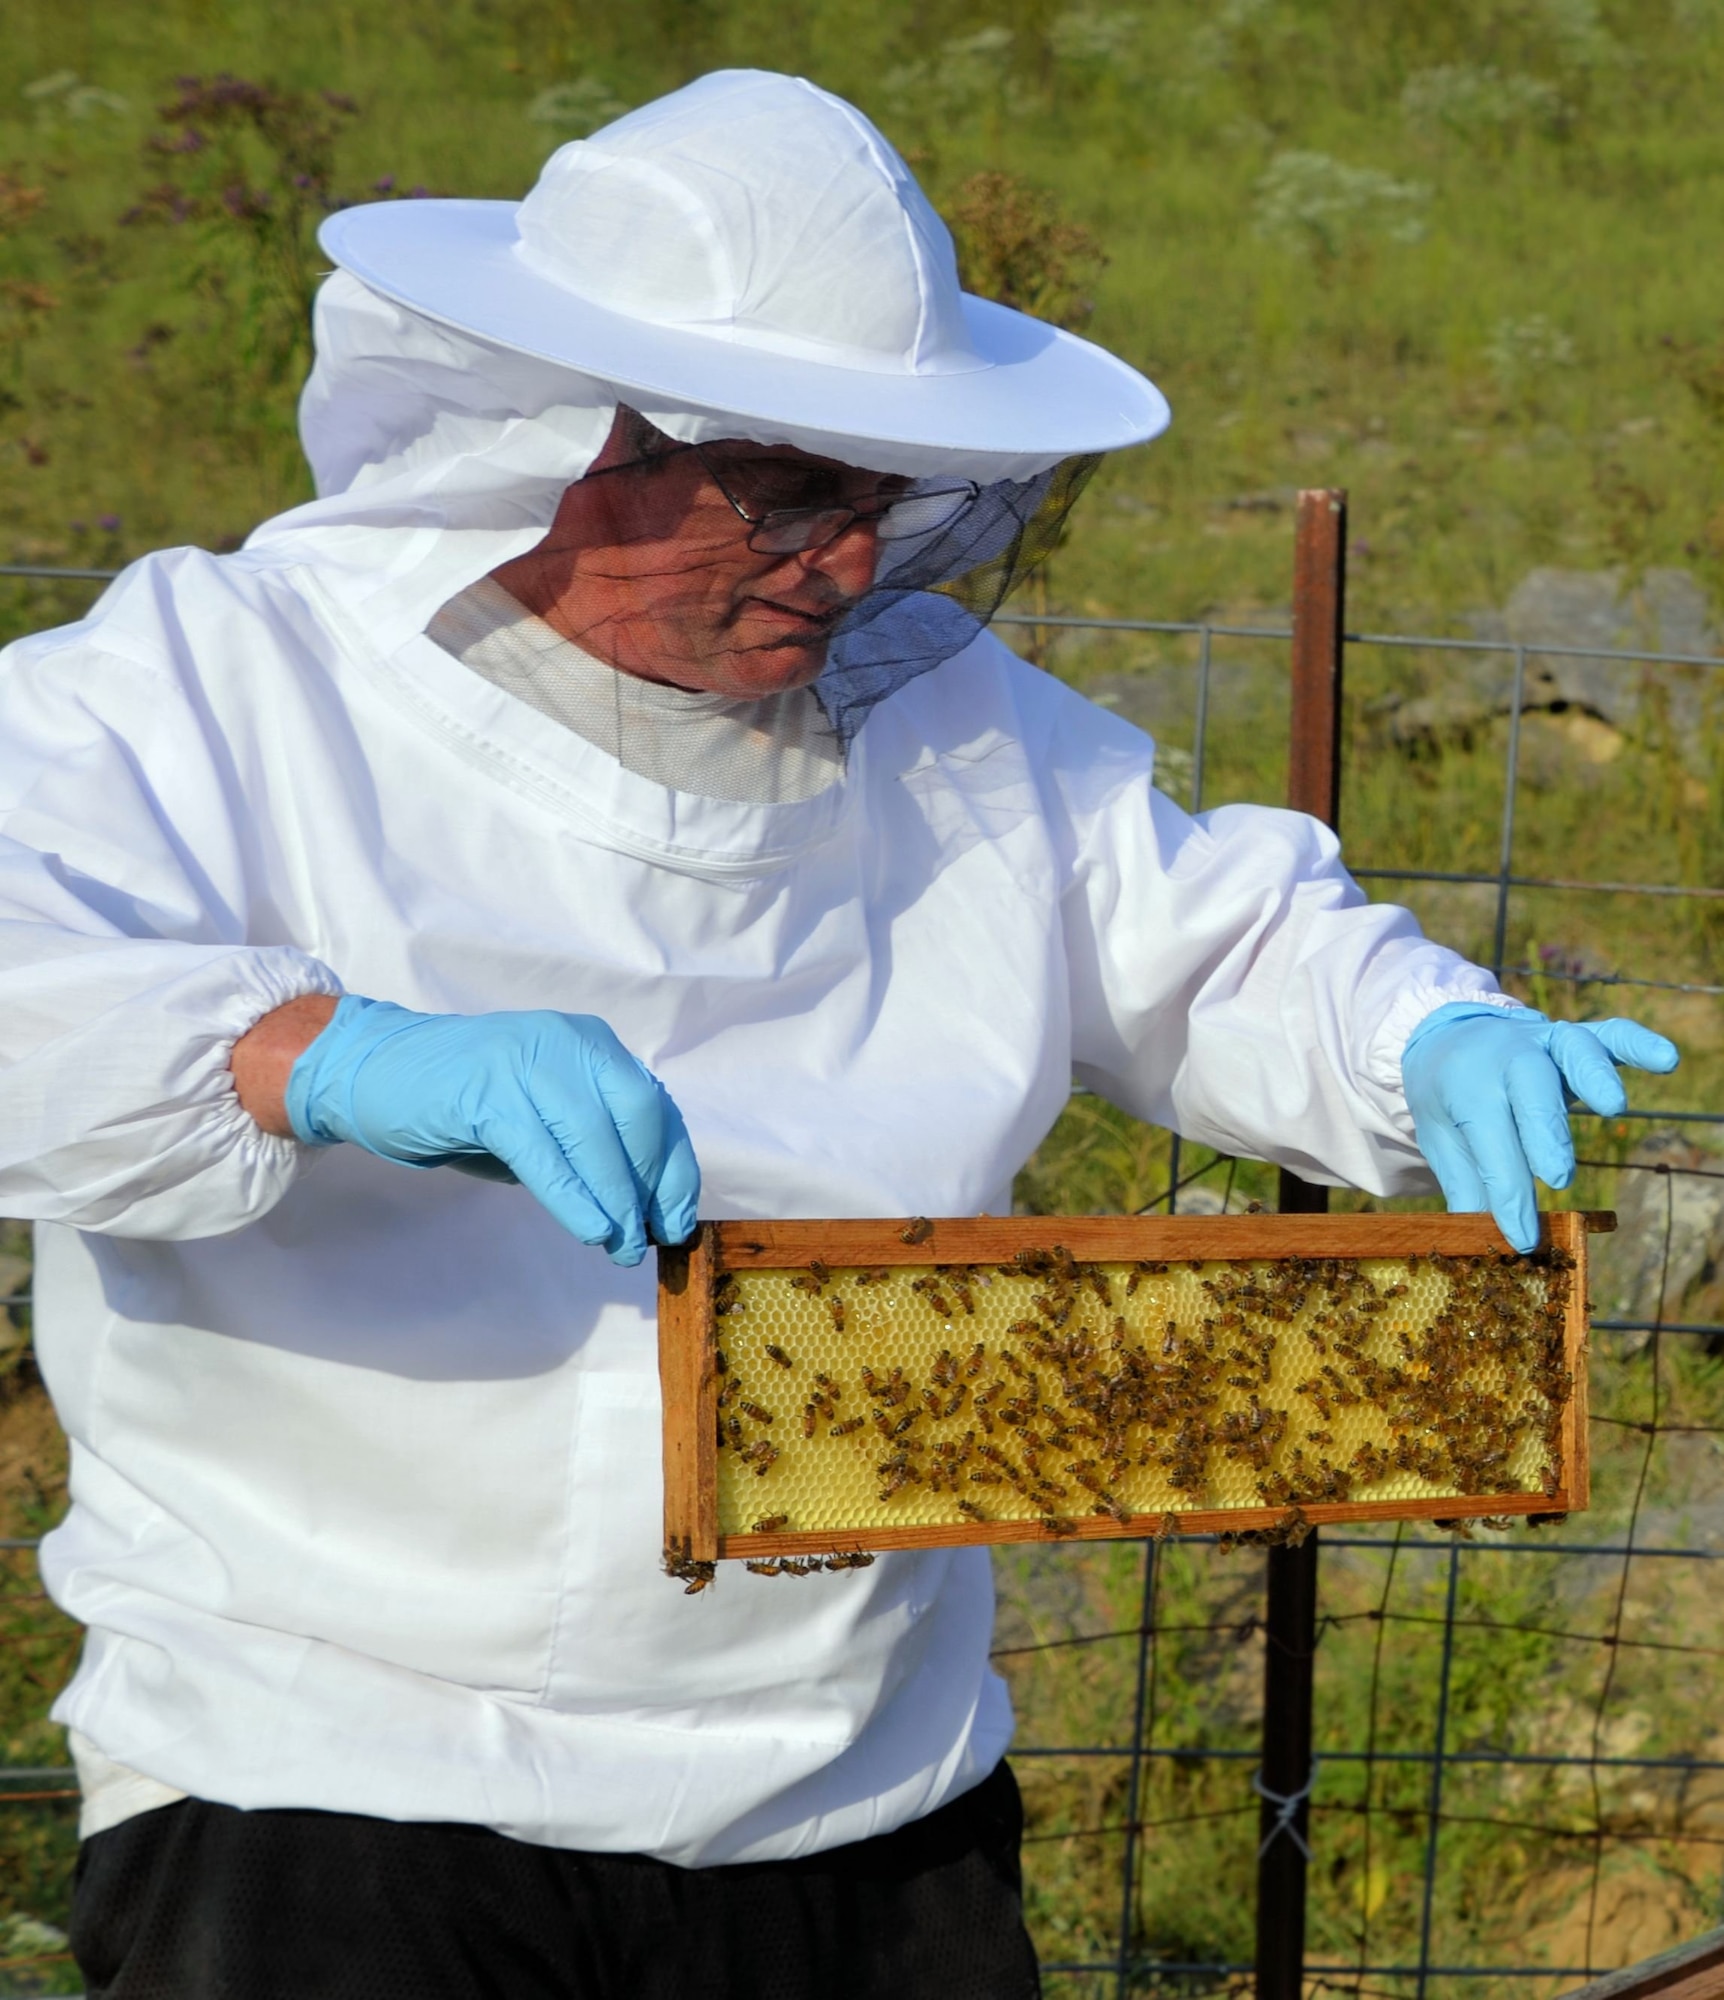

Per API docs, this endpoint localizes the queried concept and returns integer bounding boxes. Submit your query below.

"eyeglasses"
[690,445,981,555]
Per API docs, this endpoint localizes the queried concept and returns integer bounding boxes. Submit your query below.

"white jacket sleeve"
[1051,704,1508,1196]
[0,626,340,1238]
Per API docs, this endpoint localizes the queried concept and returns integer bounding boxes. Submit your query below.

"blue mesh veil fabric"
[488,418,1102,766]
[814,455,1099,745]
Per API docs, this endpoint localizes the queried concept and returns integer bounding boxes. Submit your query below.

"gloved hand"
[286,995,700,1266]
[1401,1001,1678,1253]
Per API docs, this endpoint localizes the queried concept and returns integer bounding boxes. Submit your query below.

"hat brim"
[318,200,1170,472]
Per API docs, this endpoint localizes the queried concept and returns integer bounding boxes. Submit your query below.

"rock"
[1478,567,1714,732]
[1381,568,1717,752]
[1589,1129,1724,1346]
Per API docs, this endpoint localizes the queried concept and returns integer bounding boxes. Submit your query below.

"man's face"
[496,416,904,699]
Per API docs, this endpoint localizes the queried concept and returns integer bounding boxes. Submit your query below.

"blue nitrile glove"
[285,995,700,1267]
[1401,1001,1678,1254]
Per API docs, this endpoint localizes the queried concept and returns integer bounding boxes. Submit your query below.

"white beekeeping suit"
[0,70,1508,1865]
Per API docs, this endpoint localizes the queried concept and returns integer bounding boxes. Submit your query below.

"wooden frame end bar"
[658,1224,720,1566]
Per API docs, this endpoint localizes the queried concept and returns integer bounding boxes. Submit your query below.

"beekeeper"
[0,66,1675,2000]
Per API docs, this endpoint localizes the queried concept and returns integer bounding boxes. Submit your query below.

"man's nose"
[795,519,881,597]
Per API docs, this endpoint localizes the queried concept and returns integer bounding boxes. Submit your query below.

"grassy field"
[2,0,1724,1992]
[4,0,1724,625]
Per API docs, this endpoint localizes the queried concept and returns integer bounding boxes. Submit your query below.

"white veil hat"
[316,68,1169,484]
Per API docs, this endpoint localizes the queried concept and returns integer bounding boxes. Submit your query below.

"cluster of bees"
[678,1243,1573,1586]
[660,1543,880,1592]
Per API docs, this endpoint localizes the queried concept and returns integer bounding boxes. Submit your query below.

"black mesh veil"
[815,453,1099,744]
[456,418,1103,795]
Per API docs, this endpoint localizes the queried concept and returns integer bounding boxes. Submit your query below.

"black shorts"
[71,1759,1040,2000]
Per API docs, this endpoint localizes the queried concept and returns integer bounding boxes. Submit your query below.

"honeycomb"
[712,1248,1573,1542]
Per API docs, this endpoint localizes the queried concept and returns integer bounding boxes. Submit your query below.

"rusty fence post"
[1255,488,1348,2000]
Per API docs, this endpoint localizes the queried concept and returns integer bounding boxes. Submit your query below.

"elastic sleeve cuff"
[45,946,345,1239]
[215,952,347,1131]
[1363,986,1529,1102]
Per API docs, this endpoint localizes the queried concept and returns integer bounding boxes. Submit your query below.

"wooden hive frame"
[658,1211,1607,1571]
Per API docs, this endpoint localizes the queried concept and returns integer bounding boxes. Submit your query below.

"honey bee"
[752,1514,789,1534]
[663,1550,717,1594]
[956,1499,987,1522]
[900,1217,934,1245]
[810,1260,830,1288]
[814,1372,842,1397]
[715,1350,728,1376]
[802,1406,818,1438]
[830,1415,866,1438]
[964,1344,985,1379]
[746,1558,783,1576]
[764,1344,793,1370]
[739,1402,774,1425]
[829,1299,847,1332]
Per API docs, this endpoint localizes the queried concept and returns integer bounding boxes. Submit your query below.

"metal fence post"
[1256,488,1348,2000]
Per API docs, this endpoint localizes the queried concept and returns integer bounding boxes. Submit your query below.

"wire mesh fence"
[0,532,1720,1998]
[986,551,1724,1998]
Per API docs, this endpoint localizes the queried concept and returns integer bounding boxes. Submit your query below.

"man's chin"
[714,633,832,697]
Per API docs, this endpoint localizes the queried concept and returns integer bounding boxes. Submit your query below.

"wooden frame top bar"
[704,1211,1613,1270]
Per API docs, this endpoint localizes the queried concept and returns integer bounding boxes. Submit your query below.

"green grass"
[2,0,1724,1991]
[6,0,1724,623]
[0,1378,79,1999]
